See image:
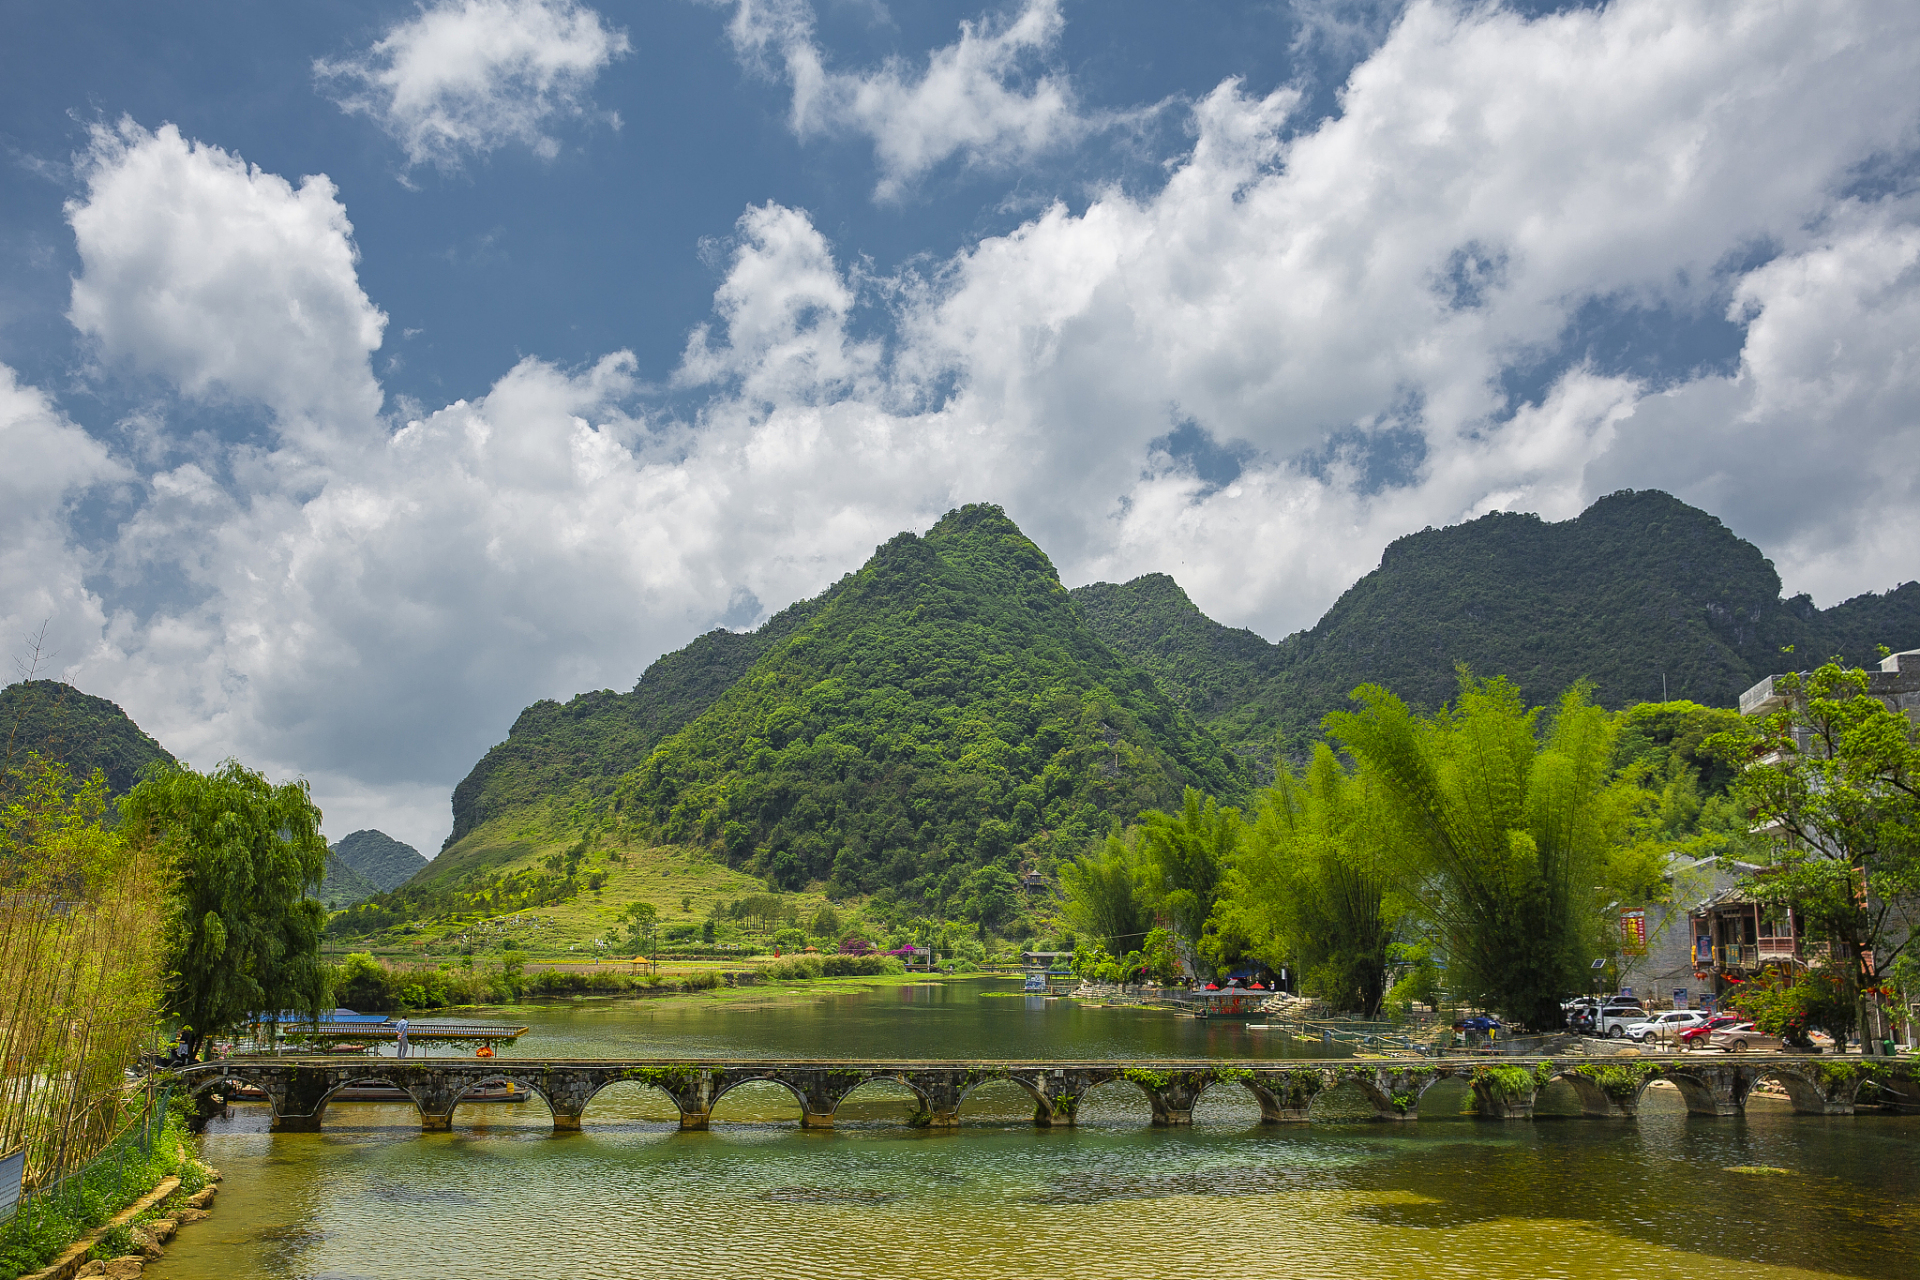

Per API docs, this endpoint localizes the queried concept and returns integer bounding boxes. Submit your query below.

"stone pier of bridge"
[178,1055,1919,1135]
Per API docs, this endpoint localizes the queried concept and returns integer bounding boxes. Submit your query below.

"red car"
[1676,1014,1743,1046]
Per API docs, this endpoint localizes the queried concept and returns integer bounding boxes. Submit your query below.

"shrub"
[88,1224,136,1262]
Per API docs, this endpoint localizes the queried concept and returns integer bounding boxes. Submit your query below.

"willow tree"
[123,760,329,1058]
[1060,826,1153,960]
[1213,745,1393,1015]
[1327,674,1630,1029]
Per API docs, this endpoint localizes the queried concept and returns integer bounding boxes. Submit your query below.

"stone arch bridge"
[180,1055,1920,1134]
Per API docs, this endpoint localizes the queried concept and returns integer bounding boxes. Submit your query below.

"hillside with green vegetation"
[0,680,176,794]
[318,851,379,909]
[1075,489,1920,757]
[444,593,837,849]
[330,828,426,892]
[424,505,1246,925]
[610,504,1247,901]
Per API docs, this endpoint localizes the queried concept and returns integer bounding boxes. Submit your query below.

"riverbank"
[327,950,954,1013]
[0,1100,218,1280]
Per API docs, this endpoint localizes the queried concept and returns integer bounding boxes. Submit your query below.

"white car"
[1625,1010,1708,1044]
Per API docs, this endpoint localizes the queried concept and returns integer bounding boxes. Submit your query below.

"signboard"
[0,1147,22,1220]
[1672,988,1688,1010]
[1694,935,1713,966]
[1619,909,1648,957]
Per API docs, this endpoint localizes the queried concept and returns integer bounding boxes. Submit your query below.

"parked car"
[1625,1010,1708,1044]
[1677,1015,1745,1047]
[1708,1022,1782,1052]
[1595,1002,1648,1039]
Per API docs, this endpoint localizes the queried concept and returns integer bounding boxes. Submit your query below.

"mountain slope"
[1,680,176,793]
[330,828,427,892]
[612,504,1247,898]
[1076,489,1920,756]
[318,852,380,909]
[443,593,835,850]
[436,505,1248,904]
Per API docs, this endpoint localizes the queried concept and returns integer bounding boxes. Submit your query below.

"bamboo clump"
[0,756,169,1189]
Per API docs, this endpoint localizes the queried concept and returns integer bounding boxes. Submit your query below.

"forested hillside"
[439,505,1246,907]
[443,592,837,849]
[1076,490,1920,757]
[0,680,176,793]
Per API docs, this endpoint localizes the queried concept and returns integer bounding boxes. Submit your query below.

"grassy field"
[332,822,886,959]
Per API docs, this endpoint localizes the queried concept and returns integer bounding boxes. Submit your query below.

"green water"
[153,979,1919,1280]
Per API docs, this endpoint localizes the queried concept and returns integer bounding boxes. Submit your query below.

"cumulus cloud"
[66,121,386,438]
[0,367,124,678]
[721,0,1088,199]
[24,0,1920,855]
[315,0,630,170]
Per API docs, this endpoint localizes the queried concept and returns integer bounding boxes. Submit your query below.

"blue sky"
[3,0,1918,854]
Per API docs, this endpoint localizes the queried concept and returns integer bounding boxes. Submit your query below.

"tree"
[1212,744,1394,1015]
[122,760,328,1058]
[1327,673,1633,1030]
[958,865,1021,933]
[1136,788,1242,958]
[617,901,659,971]
[1060,828,1152,960]
[1709,659,1920,1053]
[808,903,843,939]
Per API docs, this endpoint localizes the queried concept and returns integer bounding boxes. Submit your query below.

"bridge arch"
[580,1078,687,1123]
[445,1073,559,1126]
[1307,1074,1397,1121]
[955,1074,1050,1123]
[832,1075,929,1122]
[1188,1077,1266,1125]
[1413,1074,1475,1119]
[308,1074,430,1127]
[1637,1069,1725,1116]
[1749,1066,1852,1115]
[709,1073,810,1121]
[1539,1070,1615,1117]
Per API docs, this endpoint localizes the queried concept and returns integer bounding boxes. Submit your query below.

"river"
[153,977,1918,1280]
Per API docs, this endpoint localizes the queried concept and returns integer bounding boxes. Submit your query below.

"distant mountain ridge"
[1073,489,1920,757]
[330,829,426,892]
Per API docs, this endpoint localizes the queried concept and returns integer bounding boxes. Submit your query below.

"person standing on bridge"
[395,1017,410,1059]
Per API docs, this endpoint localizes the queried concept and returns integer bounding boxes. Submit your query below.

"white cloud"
[0,367,124,681]
[722,0,1088,199]
[675,202,881,403]
[315,0,630,171]
[1589,202,1920,602]
[66,121,386,441]
[23,0,1920,856]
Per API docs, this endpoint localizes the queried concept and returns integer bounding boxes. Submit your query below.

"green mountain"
[1,680,176,793]
[318,851,380,909]
[330,829,427,893]
[443,592,834,851]
[439,505,1247,903]
[1074,489,1920,757]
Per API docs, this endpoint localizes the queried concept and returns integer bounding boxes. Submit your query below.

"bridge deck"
[182,1053,1919,1134]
